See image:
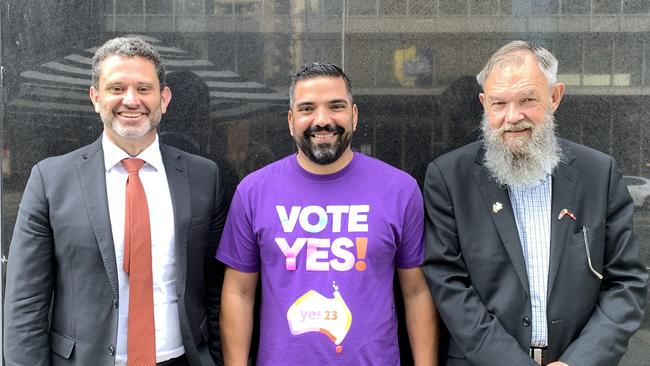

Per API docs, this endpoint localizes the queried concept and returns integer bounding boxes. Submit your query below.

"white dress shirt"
[508,174,552,348]
[102,133,184,365]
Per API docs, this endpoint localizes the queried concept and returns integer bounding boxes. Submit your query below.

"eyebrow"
[104,80,154,87]
[295,99,349,108]
[487,89,539,101]
[328,99,349,105]
[296,102,315,109]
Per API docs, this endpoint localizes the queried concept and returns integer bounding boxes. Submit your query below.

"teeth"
[313,133,335,138]
[118,112,143,117]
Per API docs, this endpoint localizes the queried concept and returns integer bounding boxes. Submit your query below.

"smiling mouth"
[116,111,146,118]
[311,132,338,139]
[505,128,530,133]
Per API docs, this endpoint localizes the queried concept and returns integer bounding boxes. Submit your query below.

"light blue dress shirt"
[508,174,552,347]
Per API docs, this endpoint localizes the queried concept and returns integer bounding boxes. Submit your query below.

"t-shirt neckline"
[289,152,359,182]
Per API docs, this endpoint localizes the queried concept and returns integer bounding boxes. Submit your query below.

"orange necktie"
[122,158,156,365]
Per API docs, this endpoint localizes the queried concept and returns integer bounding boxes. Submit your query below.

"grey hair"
[91,36,166,90]
[476,40,558,88]
[289,62,353,108]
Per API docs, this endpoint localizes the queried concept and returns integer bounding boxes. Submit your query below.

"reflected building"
[81,1,650,180]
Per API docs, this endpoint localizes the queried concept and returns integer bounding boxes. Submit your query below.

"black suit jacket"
[3,137,227,366]
[423,139,647,366]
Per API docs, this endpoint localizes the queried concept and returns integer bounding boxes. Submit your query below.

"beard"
[103,106,161,140]
[481,112,562,187]
[296,123,352,165]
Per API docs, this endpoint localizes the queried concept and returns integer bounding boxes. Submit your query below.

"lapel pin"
[558,208,576,221]
[492,202,503,213]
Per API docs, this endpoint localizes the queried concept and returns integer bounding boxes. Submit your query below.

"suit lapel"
[547,147,579,297]
[77,137,118,298]
[474,165,531,295]
[160,143,190,297]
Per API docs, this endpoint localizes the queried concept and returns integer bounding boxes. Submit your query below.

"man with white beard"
[423,40,647,366]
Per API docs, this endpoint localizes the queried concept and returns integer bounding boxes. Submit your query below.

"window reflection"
[2,0,649,364]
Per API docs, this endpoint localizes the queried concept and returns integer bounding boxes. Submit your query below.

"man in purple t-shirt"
[217,63,438,365]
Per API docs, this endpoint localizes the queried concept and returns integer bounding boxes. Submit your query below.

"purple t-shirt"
[216,153,424,365]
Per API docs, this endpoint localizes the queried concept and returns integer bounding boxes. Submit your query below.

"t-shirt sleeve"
[395,183,425,269]
[215,188,260,272]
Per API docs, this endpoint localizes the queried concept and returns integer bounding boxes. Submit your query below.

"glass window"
[323,0,343,15]
[434,40,466,86]
[235,2,260,16]
[409,0,434,17]
[348,0,378,16]
[116,0,143,14]
[439,0,467,15]
[530,0,559,15]
[301,38,342,66]
[623,0,650,13]
[179,0,204,14]
[613,37,643,86]
[379,0,406,16]
[469,0,499,16]
[509,0,530,16]
[584,38,613,81]
[145,0,173,14]
[555,36,583,80]
[500,0,513,15]
[272,0,292,15]
[560,0,590,14]
[207,1,233,15]
[346,38,378,87]
[593,0,621,13]
[103,1,115,14]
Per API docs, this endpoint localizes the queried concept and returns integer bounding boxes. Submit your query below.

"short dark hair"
[91,36,166,90]
[289,62,352,108]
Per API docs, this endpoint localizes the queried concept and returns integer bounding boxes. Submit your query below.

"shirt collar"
[102,133,164,172]
[509,172,552,191]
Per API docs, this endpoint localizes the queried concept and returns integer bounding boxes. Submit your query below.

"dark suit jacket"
[3,137,227,366]
[423,139,647,366]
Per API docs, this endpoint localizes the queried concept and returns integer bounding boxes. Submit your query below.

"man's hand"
[547,362,568,366]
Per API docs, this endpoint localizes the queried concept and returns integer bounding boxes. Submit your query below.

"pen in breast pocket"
[582,226,603,280]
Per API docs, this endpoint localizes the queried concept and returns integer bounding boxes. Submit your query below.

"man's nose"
[504,102,524,124]
[122,88,141,107]
[313,107,332,127]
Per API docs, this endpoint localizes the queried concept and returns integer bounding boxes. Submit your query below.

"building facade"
[1,0,649,364]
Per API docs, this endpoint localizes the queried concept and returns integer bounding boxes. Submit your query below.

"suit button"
[112,297,118,308]
[108,345,115,356]
[522,317,531,327]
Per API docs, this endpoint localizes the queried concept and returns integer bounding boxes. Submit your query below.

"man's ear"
[352,104,358,131]
[287,110,294,136]
[160,86,172,114]
[479,92,486,109]
[89,86,101,113]
[550,82,565,112]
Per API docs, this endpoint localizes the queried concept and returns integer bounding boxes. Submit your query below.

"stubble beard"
[105,108,160,140]
[481,112,562,187]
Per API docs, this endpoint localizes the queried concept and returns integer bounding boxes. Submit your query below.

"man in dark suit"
[423,40,647,366]
[3,37,226,366]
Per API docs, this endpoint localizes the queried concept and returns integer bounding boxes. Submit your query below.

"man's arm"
[220,267,259,366]
[206,164,229,363]
[558,157,648,366]
[422,161,537,365]
[3,165,55,366]
[398,267,439,366]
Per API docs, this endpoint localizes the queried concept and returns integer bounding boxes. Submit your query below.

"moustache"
[114,106,150,114]
[499,120,536,134]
